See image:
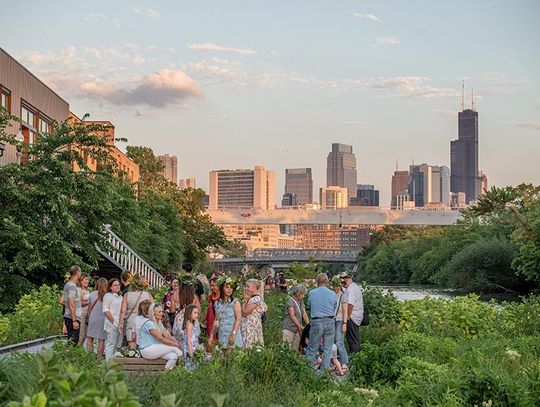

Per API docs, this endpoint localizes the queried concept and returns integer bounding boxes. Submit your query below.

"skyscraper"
[283,168,313,206]
[409,164,451,207]
[391,170,410,208]
[209,165,275,210]
[319,186,348,209]
[179,177,196,189]
[158,154,178,184]
[355,184,380,206]
[451,90,481,204]
[326,143,357,201]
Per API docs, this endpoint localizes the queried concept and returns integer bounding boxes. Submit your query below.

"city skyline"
[1,0,539,206]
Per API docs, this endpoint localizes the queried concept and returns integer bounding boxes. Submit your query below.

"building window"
[1,86,11,113]
[21,104,37,129]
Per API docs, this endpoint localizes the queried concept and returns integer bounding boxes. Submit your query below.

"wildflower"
[353,388,379,399]
[505,348,521,359]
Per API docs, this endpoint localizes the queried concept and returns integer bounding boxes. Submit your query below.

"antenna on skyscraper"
[471,87,476,111]
[461,80,465,111]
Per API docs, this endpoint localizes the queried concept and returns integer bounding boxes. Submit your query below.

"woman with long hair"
[77,273,91,346]
[119,273,153,349]
[163,278,180,332]
[214,277,243,356]
[86,278,108,357]
[135,302,182,370]
[206,277,220,347]
[172,279,201,341]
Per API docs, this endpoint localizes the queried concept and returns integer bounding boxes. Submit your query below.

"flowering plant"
[117,347,140,358]
[126,272,149,291]
[217,275,239,290]
[177,272,196,286]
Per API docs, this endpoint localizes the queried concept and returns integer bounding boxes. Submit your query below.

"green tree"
[0,113,117,293]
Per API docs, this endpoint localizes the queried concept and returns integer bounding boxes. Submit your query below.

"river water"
[375,285,453,301]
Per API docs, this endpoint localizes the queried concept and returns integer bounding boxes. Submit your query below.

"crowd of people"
[62,264,363,374]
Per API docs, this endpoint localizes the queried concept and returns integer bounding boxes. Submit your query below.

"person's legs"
[78,315,87,346]
[86,337,94,354]
[105,329,120,360]
[97,339,105,358]
[334,320,349,366]
[345,320,360,354]
[282,329,295,347]
[140,344,182,369]
[292,332,301,351]
[306,320,323,364]
[64,317,80,344]
[320,319,335,371]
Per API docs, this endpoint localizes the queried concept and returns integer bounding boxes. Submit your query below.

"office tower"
[326,143,357,201]
[409,164,432,207]
[284,168,313,205]
[319,186,349,209]
[391,170,410,208]
[158,154,178,184]
[209,165,275,210]
[179,177,196,189]
[355,184,380,206]
[438,166,451,206]
[451,85,482,204]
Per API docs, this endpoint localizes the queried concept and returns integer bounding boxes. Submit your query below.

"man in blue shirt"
[307,273,336,371]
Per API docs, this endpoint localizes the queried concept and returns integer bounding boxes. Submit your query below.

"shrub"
[3,285,63,345]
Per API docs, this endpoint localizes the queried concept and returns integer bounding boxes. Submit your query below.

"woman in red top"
[206,277,220,347]
[163,278,180,332]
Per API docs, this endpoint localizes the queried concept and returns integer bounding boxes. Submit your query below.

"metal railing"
[99,226,165,288]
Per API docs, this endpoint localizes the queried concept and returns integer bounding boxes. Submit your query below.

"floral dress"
[240,294,268,349]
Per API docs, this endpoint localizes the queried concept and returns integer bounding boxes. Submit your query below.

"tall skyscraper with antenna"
[450,83,481,204]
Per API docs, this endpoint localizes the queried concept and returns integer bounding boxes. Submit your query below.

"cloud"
[132,6,160,18]
[353,13,381,22]
[84,13,120,28]
[374,37,400,47]
[516,122,540,130]
[433,109,457,118]
[342,120,367,127]
[373,76,457,98]
[79,69,202,107]
[189,43,256,55]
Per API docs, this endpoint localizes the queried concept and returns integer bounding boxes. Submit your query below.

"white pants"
[140,344,182,369]
[105,328,123,361]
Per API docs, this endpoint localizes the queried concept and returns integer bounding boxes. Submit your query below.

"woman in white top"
[102,278,123,360]
[135,301,182,370]
[119,274,153,349]
[77,273,91,346]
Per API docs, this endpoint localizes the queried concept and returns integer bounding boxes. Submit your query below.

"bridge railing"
[99,226,165,288]
[248,249,359,258]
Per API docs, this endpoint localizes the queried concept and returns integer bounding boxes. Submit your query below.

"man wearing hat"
[341,271,363,354]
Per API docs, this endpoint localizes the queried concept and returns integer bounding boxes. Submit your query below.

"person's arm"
[186,322,193,356]
[67,287,79,329]
[242,296,257,317]
[287,307,303,331]
[103,295,115,324]
[149,328,180,347]
[229,301,242,345]
[342,298,349,333]
[118,295,128,329]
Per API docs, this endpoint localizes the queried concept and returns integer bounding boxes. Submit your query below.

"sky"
[2,0,539,206]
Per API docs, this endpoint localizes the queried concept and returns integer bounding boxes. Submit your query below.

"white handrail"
[101,225,165,288]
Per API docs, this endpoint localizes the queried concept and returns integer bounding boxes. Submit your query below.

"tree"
[0,112,118,292]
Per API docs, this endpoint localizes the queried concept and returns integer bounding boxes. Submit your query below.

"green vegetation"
[359,184,540,293]
[1,288,539,406]
[0,112,226,312]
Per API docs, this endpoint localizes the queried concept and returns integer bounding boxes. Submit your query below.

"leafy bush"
[2,285,63,346]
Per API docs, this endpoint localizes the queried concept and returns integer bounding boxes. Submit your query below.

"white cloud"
[433,109,457,118]
[189,43,256,55]
[373,76,457,98]
[353,13,381,22]
[516,122,540,130]
[374,37,400,47]
[84,13,120,28]
[132,6,160,18]
[79,69,202,107]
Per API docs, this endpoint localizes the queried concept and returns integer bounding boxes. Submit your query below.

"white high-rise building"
[319,186,349,209]
[209,165,275,210]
